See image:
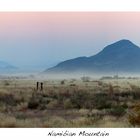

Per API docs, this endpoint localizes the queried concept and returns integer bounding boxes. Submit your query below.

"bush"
[28,98,39,109]
[70,91,91,109]
[60,80,65,85]
[133,92,140,100]
[121,103,128,109]
[3,80,10,86]
[93,94,112,110]
[0,94,17,106]
[128,103,140,126]
[63,99,73,109]
[108,106,126,117]
[47,100,58,109]
[69,92,112,110]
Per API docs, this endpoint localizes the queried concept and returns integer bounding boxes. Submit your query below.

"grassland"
[0,75,140,127]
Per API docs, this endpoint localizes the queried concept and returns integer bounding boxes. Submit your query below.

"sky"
[0,12,140,72]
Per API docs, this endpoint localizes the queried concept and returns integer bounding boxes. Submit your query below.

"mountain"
[0,61,18,72]
[45,39,140,74]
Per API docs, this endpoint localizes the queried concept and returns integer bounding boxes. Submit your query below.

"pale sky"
[0,12,140,71]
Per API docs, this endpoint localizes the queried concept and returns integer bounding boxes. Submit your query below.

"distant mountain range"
[0,61,17,72]
[45,39,140,74]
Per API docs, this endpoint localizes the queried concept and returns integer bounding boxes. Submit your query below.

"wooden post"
[36,82,39,91]
[40,82,43,91]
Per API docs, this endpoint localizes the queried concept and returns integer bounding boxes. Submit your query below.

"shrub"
[121,103,128,109]
[0,94,17,106]
[69,92,112,110]
[3,80,10,86]
[93,94,112,110]
[70,91,91,109]
[60,80,65,85]
[63,99,73,109]
[108,106,126,117]
[70,84,76,86]
[47,100,58,109]
[128,103,140,127]
[132,92,140,100]
[28,98,39,109]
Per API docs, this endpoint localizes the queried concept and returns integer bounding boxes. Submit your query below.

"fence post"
[36,82,39,91]
[40,82,43,91]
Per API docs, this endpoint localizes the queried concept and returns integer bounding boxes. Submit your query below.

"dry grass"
[0,77,139,127]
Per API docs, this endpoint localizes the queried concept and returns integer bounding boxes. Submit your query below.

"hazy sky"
[0,12,140,71]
